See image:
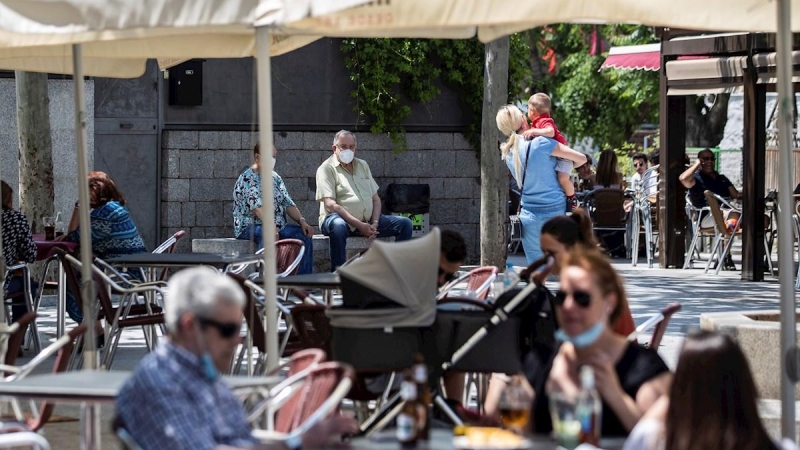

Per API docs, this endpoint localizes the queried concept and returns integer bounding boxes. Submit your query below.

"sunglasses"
[633,162,645,168]
[700,156,715,162]
[199,317,240,338]
[438,267,457,283]
[554,289,592,308]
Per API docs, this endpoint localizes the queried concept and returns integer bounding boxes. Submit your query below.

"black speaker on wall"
[168,59,204,106]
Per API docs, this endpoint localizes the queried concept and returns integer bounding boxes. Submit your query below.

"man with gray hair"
[116,267,356,450]
[316,130,413,270]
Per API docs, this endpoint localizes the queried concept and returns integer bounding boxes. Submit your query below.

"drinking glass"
[549,392,580,450]
[498,377,532,434]
[43,216,56,241]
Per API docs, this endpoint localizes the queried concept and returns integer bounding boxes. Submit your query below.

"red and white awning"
[600,43,660,71]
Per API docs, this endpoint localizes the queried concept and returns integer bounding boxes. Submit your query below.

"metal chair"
[627,302,682,348]
[437,267,498,301]
[508,215,522,254]
[630,168,659,268]
[583,188,628,257]
[3,263,41,353]
[683,193,713,269]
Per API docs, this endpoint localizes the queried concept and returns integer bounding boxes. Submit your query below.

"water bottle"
[503,263,519,292]
[576,366,602,446]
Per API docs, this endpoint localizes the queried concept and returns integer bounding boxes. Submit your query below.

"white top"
[623,418,798,450]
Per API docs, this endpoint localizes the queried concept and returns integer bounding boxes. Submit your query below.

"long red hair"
[88,171,126,207]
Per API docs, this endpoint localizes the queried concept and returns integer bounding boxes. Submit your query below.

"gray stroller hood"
[328,228,440,329]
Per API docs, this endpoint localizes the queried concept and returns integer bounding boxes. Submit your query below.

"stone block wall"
[161,131,482,260]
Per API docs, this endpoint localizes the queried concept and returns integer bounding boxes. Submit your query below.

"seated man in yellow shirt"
[316,130,413,270]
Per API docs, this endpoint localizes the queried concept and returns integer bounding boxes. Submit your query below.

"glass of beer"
[43,216,56,241]
[549,392,580,450]
[498,376,532,434]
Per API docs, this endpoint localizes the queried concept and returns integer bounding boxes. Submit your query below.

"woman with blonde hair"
[495,105,587,263]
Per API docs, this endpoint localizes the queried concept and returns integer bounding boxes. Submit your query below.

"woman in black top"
[525,250,671,436]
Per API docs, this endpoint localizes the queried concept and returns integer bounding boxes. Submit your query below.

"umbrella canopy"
[331,228,440,329]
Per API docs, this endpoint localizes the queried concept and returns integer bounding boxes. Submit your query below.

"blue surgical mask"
[200,353,219,382]
[554,320,605,349]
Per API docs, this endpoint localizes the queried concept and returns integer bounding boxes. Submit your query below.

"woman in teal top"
[496,105,587,263]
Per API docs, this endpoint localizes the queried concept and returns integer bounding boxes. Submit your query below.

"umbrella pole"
[72,43,100,450]
[776,0,797,440]
[255,27,279,372]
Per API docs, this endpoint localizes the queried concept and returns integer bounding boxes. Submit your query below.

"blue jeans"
[321,213,413,270]
[520,204,566,264]
[278,224,313,275]
[237,224,266,250]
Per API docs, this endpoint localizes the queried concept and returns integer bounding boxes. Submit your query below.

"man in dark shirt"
[679,148,740,208]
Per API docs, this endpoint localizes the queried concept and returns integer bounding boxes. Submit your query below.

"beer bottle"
[412,353,431,440]
[397,371,419,448]
[576,366,602,446]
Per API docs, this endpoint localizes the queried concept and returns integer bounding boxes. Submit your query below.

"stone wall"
[0,80,95,216]
[161,130,482,260]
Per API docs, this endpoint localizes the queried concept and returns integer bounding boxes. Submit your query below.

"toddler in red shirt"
[522,93,576,210]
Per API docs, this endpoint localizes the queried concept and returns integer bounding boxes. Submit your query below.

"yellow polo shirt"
[316,154,380,229]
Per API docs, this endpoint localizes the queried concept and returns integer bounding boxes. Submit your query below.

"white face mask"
[268,156,275,171]
[338,149,355,164]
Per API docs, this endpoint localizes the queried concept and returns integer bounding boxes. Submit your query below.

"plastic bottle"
[397,371,419,448]
[412,353,431,440]
[576,366,602,446]
[503,263,519,292]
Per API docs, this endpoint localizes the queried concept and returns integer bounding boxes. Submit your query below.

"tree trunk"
[685,93,730,148]
[480,38,510,269]
[15,71,55,234]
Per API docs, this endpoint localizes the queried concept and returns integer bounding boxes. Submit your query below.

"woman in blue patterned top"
[60,171,146,324]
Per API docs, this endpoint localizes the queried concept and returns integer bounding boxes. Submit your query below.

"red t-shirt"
[531,113,567,145]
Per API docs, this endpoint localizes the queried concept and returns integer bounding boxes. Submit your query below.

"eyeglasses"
[438,268,457,283]
[633,162,645,168]
[700,156,715,162]
[336,144,356,151]
[199,317,240,338]
[554,289,592,308]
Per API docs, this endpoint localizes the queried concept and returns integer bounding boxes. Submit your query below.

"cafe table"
[340,429,626,450]
[106,252,263,273]
[253,272,341,305]
[0,370,281,450]
[32,234,78,339]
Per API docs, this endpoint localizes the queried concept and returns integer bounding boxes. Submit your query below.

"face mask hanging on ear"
[194,321,219,382]
[554,320,605,349]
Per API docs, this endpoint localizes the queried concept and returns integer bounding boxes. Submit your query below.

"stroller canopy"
[330,228,441,328]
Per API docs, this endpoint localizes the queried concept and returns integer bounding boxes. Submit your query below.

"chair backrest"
[27,324,88,431]
[152,230,186,254]
[151,230,186,280]
[704,191,732,237]
[3,312,38,369]
[287,348,326,376]
[228,274,266,353]
[589,189,626,227]
[54,249,89,321]
[649,303,681,349]
[274,362,353,434]
[276,239,305,277]
[464,266,498,300]
[289,304,332,356]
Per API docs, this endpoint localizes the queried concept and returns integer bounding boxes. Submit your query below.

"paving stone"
[182,202,197,227]
[180,150,215,179]
[190,178,235,202]
[161,202,182,228]
[163,130,198,149]
[199,131,242,150]
[195,201,225,227]
[162,178,190,201]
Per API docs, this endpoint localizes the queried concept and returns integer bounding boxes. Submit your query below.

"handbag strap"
[516,140,532,215]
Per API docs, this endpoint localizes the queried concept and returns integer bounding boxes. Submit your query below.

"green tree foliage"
[341,25,659,151]
[523,24,659,150]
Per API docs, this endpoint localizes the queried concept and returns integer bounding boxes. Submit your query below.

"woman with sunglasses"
[624,330,793,450]
[526,250,671,437]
